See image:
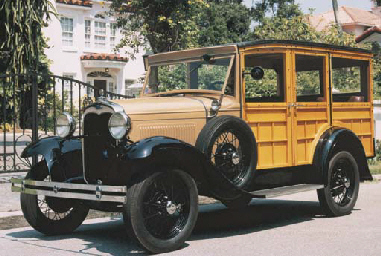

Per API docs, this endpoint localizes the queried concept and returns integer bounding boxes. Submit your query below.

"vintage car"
[12,40,374,253]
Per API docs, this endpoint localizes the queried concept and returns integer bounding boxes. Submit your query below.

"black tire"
[21,161,89,235]
[317,151,360,217]
[123,169,198,254]
[196,115,257,189]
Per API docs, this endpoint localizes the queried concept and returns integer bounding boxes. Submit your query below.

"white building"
[43,0,145,98]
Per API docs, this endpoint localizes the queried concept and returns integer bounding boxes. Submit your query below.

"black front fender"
[121,136,250,201]
[21,136,82,171]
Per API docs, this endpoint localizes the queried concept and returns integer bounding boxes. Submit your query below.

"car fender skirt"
[123,136,252,201]
[21,136,82,172]
[314,128,373,182]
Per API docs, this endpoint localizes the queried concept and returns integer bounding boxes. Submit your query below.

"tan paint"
[110,42,373,168]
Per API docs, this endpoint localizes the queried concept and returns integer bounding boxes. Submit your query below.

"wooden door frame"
[240,48,293,168]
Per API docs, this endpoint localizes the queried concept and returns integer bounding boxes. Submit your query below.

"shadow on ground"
[6,199,324,255]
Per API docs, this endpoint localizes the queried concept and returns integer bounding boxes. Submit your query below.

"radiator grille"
[83,113,113,183]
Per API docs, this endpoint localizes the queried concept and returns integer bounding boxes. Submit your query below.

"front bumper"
[11,178,127,203]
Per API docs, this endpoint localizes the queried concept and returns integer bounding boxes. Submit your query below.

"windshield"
[143,56,234,95]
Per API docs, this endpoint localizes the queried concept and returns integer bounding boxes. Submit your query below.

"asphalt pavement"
[0,172,380,255]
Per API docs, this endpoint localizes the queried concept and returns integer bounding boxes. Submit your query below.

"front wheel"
[21,162,89,235]
[317,151,360,217]
[123,169,198,254]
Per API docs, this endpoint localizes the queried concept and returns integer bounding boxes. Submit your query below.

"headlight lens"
[108,112,131,140]
[56,113,76,138]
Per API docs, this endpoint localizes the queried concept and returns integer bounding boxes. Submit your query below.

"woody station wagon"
[12,40,374,253]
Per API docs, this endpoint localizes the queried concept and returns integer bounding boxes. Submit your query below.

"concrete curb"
[0,211,23,218]
[0,172,26,184]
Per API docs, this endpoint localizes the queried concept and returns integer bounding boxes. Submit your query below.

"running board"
[250,184,324,198]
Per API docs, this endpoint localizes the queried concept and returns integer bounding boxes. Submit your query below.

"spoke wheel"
[21,161,89,235]
[318,151,359,217]
[196,116,257,190]
[124,169,198,254]
[212,130,249,185]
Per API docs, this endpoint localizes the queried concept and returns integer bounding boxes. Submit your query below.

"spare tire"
[195,115,257,190]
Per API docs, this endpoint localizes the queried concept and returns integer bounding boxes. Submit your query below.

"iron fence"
[0,72,132,173]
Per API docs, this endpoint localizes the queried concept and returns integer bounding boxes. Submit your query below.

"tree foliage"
[110,0,252,56]
[110,0,208,55]
[251,0,302,25]
[0,0,53,74]
[251,15,356,47]
[196,0,251,47]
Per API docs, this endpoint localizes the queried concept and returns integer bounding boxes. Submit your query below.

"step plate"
[250,184,324,198]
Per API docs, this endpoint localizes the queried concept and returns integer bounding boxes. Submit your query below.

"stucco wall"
[43,0,145,97]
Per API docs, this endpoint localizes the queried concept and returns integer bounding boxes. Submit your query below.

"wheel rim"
[330,158,356,207]
[38,196,74,221]
[142,172,190,239]
[37,175,74,221]
[211,130,249,185]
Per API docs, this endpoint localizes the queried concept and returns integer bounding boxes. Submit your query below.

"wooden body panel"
[240,44,374,169]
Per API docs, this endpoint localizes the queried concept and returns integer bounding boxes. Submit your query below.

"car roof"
[235,40,371,54]
[145,40,371,67]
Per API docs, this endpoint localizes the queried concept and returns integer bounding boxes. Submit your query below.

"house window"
[85,20,91,48]
[109,82,117,93]
[60,17,73,46]
[110,23,116,49]
[94,21,106,48]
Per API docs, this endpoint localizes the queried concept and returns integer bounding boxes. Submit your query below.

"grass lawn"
[369,162,381,175]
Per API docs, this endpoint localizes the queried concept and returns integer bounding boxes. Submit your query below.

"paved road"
[0,181,380,256]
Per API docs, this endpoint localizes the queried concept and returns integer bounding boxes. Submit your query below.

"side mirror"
[202,54,216,64]
[251,66,264,80]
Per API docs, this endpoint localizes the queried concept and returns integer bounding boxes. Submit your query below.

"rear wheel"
[21,161,89,235]
[124,169,198,253]
[317,151,360,216]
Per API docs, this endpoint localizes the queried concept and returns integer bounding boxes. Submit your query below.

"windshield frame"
[141,54,235,97]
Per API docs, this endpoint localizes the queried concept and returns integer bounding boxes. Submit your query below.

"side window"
[296,55,325,102]
[244,53,285,102]
[332,57,369,102]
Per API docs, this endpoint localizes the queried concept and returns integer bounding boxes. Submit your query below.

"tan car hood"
[112,96,211,116]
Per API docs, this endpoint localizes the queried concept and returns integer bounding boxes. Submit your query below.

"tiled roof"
[81,53,128,62]
[56,0,92,8]
[309,6,381,31]
[356,26,381,43]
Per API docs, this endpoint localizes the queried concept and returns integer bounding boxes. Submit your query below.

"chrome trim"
[108,112,131,140]
[57,113,76,138]
[11,178,127,203]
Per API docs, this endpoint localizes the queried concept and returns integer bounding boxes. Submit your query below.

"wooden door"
[242,50,293,169]
[291,51,330,165]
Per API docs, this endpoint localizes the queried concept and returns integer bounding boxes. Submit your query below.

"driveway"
[0,181,380,255]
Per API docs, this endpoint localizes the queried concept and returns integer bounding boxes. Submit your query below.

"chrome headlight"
[56,113,76,138]
[108,112,131,140]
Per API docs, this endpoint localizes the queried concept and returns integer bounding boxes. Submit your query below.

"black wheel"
[21,161,89,235]
[196,115,257,189]
[123,169,198,253]
[317,151,360,217]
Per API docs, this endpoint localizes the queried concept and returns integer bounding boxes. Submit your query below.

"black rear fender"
[313,128,373,183]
